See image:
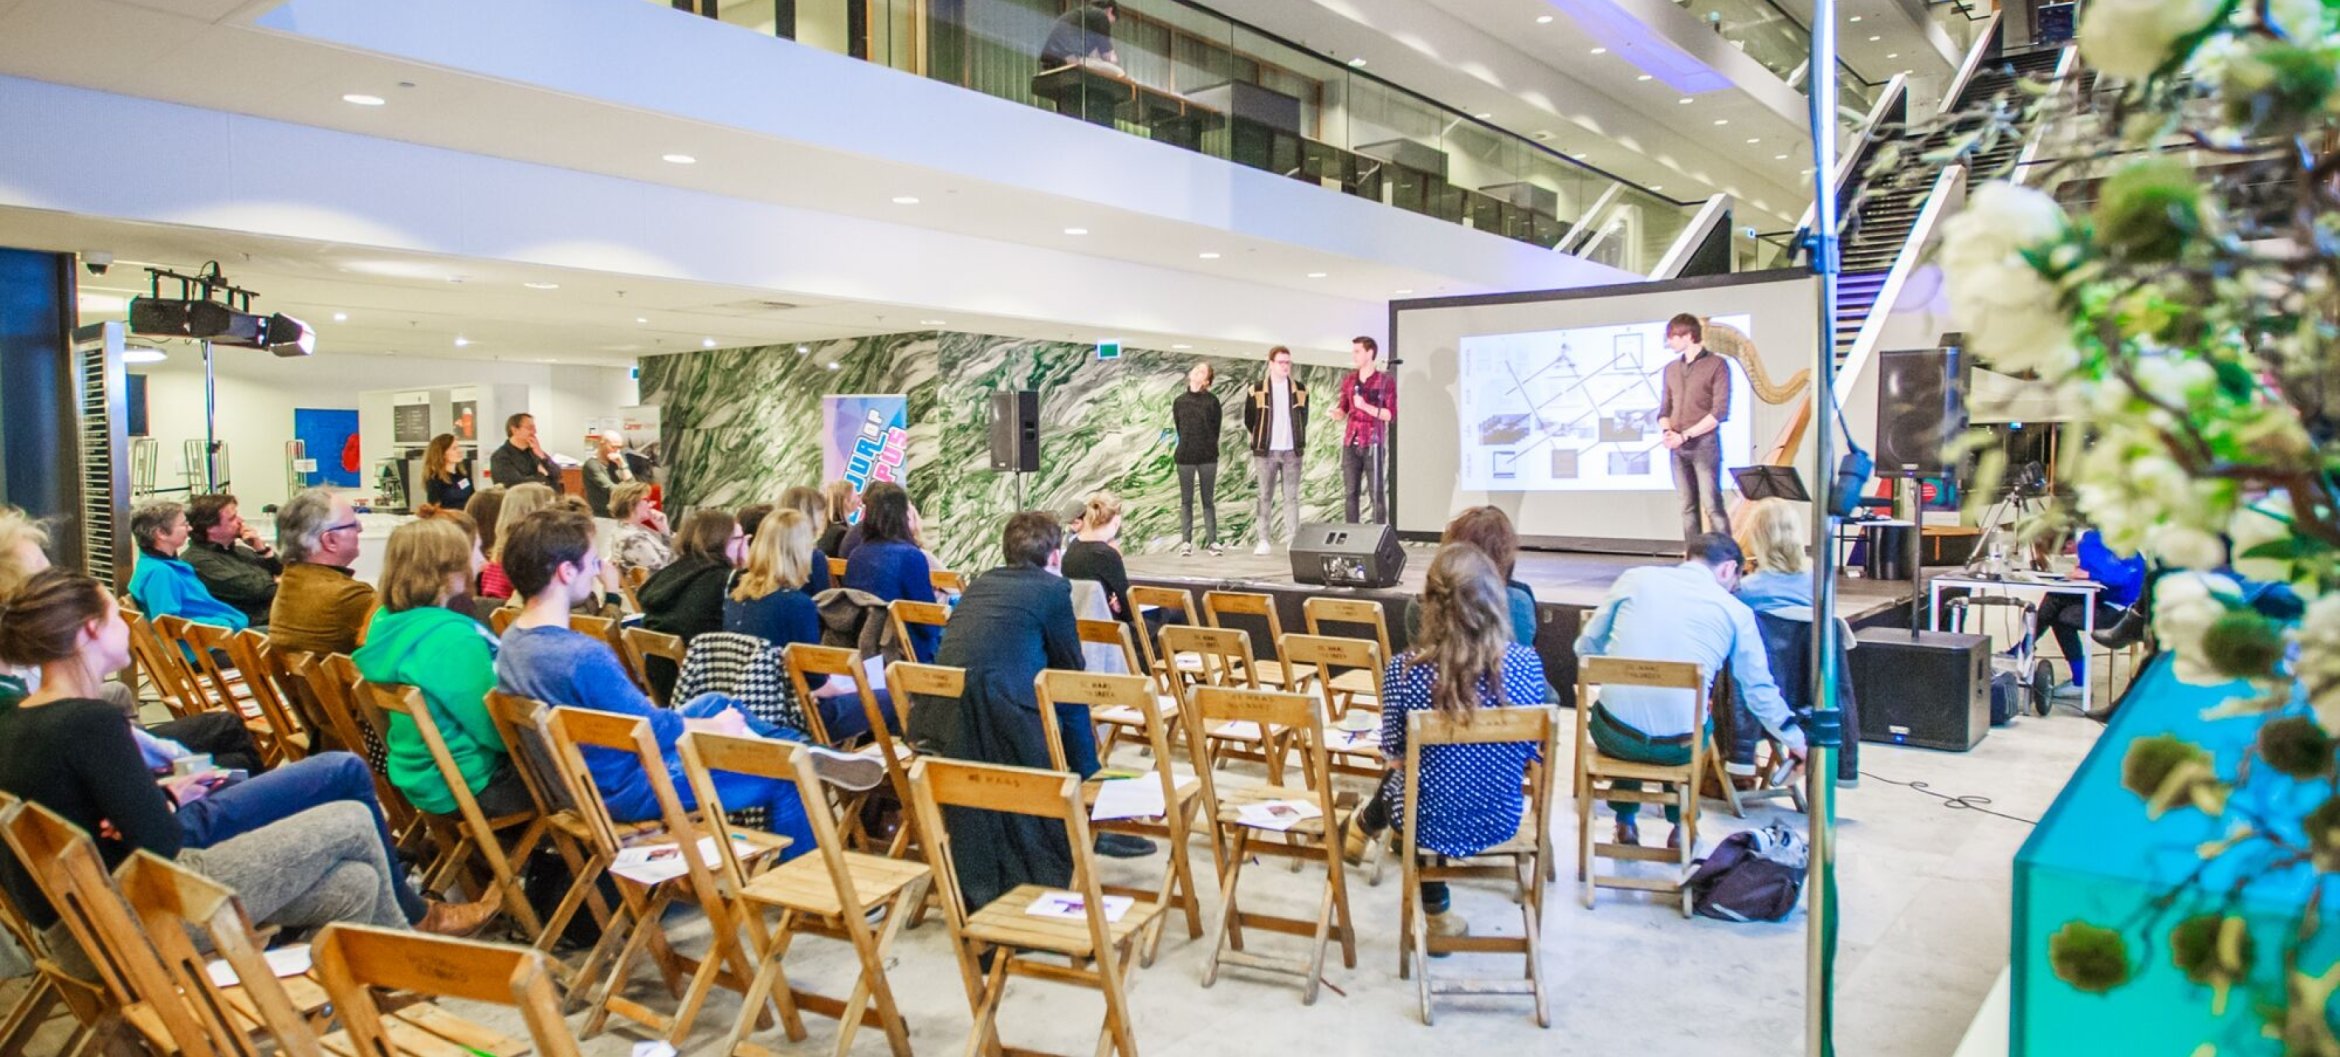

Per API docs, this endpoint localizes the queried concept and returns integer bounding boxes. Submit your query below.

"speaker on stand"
[1875,344,1970,631]
[989,389,1040,508]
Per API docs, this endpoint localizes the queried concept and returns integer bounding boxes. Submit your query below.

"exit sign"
[1097,340,1121,361]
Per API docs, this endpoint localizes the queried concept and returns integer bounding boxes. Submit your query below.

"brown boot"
[1665,826,1685,852]
[415,896,502,938]
[1613,819,1640,846]
[1342,815,1376,866]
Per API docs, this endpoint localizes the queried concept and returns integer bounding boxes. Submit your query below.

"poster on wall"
[293,408,362,488]
[620,405,662,464]
[451,398,478,443]
[821,396,909,502]
[391,391,432,445]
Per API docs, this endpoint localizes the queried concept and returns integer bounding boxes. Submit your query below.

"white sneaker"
[1253,540,1272,556]
[1180,543,1193,557]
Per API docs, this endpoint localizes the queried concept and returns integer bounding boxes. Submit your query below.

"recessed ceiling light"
[332,312,348,322]
[1678,97,1694,104]
[701,337,718,348]
[1306,272,1328,278]
[341,93,386,106]
[1347,57,1367,67]
[1535,14,1553,22]
[1746,137,1761,144]
[1775,153,1790,160]
[1636,74,1652,81]
[919,319,947,326]
[1649,184,1664,191]
[1571,151,1588,159]
[1063,227,1088,236]
[1171,344,1193,350]
[1849,14,1863,21]
[1885,52,1899,58]
[635,316,648,324]
[825,362,840,370]
[452,336,470,347]
[796,345,810,354]
[891,195,920,205]
[1867,34,1882,41]
[123,345,168,364]
[1199,251,1221,259]
[1532,130,1554,140]
[524,281,559,290]
[1474,112,1492,119]
[1713,118,1729,125]
[661,153,697,165]
[1589,47,1607,55]
[1394,288,1414,295]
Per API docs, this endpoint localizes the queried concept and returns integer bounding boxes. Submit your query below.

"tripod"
[1965,485,2050,576]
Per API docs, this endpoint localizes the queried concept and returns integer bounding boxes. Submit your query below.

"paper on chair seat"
[1095,705,1146,726]
[1213,720,1262,741]
[1236,799,1322,832]
[205,943,311,987]
[1092,775,1167,821]
[1027,891,1134,922]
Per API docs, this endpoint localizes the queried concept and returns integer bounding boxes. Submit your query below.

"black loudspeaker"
[1875,346,1969,478]
[1290,521,1406,588]
[988,390,1040,472]
[1848,627,1991,751]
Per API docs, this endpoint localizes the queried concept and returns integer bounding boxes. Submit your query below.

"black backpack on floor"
[1686,824,1808,923]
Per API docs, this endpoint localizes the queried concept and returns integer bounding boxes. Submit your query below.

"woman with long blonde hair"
[1343,543,1547,943]
[1732,497,1811,615]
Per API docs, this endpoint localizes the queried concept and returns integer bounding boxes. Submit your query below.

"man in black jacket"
[181,493,280,627]
[1243,345,1308,555]
[488,413,559,488]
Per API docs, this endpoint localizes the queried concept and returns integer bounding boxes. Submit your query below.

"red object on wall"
[341,433,362,473]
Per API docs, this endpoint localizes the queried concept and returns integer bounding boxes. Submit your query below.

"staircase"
[1827,45,2067,362]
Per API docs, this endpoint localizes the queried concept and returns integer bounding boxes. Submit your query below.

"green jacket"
[351,605,502,815]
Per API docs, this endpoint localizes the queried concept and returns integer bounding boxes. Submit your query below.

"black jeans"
[1341,443,1387,524]
[2035,592,2122,683]
[1671,437,1726,542]
[1176,462,1219,545]
[1357,783,1449,913]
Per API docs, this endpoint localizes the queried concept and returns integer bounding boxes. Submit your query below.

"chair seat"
[740,851,928,917]
[1585,753,1696,782]
[1209,720,1266,744]
[1095,700,1180,728]
[321,1001,531,1056]
[963,884,1163,958]
[1247,660,1316,688]
[1326,670,1379,698]
[1080,773,1202,822]
[1214,784,1344,837]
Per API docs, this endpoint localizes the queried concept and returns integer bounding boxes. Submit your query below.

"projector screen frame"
[1388,267,1821,556]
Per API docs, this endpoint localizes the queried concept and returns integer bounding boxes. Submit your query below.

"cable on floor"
[1856,771,2039,826]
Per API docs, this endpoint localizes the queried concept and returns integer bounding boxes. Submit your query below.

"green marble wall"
[637,333,1350,572]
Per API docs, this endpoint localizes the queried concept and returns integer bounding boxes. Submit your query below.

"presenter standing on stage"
[1246,346,1308,556]
[1657,313,1732,543]
[1338,336,1395,524]
[1172,362,1224,557]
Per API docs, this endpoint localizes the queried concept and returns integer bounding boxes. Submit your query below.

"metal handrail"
[1837,164,1968,394]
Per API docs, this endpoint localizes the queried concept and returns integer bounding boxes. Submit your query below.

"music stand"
[1731,465,1809,502]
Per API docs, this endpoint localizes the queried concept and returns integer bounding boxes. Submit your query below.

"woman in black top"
[1060,492,1167,645]
[816,480,858,558]
[422,433,474,509]
[639,509,747,644]
[1171,362,1223,555]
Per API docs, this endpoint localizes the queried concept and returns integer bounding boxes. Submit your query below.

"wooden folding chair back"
[621,565,651,615]
[261,648,345,755]
[783,643,888,751]
[1203,590,1311,687]
[0,800,211,1055]
[490,606,519,636]
[1280,633,1389,785]
[677,733,932,1057]
[888,600,950,666]
[123,609,206,719]
[357,681,548,941]
[1574,657,1707,915]
[310,923,576,1057]
[0,794,110,1057]
[1034,670,1215,965]
[115,852,327,1057]
[153,616,248,718]
[1398,706,1560,1027]
[481,692,624,962]
[826,556,848,583]
[294,655,426,858]
[1126,584,1195,691]
[904,757,1159,1057]
[570,613,619,651]
[219,630,310,762]
[1301,597,1393,705]
[928,569,966,596]
[618,627,686,705]
[1183,684,1356,1004]
[1158,624,1260,695]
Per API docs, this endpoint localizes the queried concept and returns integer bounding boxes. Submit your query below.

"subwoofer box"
[1849,627,1990,751]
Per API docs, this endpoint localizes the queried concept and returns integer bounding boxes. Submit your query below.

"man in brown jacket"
[1657,313,1734,544]
[268,489,377,656]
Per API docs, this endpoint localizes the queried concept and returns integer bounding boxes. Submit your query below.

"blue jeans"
[176,752,429,923]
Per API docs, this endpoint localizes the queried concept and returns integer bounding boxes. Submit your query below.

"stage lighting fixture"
[129,297,314,357]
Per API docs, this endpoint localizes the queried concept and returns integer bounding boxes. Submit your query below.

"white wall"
[131,350,635,510]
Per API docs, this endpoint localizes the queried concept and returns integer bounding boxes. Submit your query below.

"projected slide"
[1456,315,1754,492]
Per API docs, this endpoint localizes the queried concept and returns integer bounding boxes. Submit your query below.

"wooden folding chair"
[0,799,211,1056]
[490,607,519,636]
[357,680,547,939]
[826,556,848,583]
[0,795,108,1057]
[259,648,347,756]
[1034,670,1216,966]
[1301,597,1393,706]
[122,609,208,720]
[1074,618,1172,760]
[1184,685,1356,1004]
[621,565,652,615]
[316,654,436,859]
[679,733,932,1057]
[1575,657,1707,915]
[619,627,687,705]
[905,757,1164,1057]
[172,621,295,766]
[543,706,786,1044]
[1706,677,1807,818]
[784,645,911,856]
[1128,584,1197,692]
[310,923,573,1057]
[1396,707,1560,1027]
[115,852,334,1055]
[481,692,642,969]
[216,629,312,762]
[1282,633,1389,781]
[886,599,949,666]
[1203,590,1315,689]
[928,569,966,597]
[1159,624,1278,777]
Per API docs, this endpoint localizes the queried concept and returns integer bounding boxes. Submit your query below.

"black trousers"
[1341,443,1386,524]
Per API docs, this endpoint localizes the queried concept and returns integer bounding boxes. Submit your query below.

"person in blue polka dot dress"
[1343,543,1546,945]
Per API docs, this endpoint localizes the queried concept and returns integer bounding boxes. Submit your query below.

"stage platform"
[1126,540,1919,702]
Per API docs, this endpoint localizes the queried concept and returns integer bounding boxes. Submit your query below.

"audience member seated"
[580,429,642,519]
[1061,491,1160,640]
[181,493,281,629]
[1344,544,1546,945]
[268,490,378,656]
[1403,506,1536,647]
[493,508,849,857]
[607,482,674,575]
[735,502,776,544]
[479,482,556,601]
[921,511,1153,863]
[727,510,874,738]
[353,517,535,819]
[126,500,248,632]
[1733,497,1813,615]
[487,412,558,489]
[463,487,507,594]
[779,485,825,537]
[0,569,498,969]
[640,509,747,644]
[1,509,257,770]
[1573,533,1807,849]
[816,480,857,558]
[842,481,940,661]
[2033,527,2146,698]
[423,433,475,509]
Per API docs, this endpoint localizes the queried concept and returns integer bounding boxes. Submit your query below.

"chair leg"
[1200,829,1250,986]
[1707,752,1744,819]
[1577,779,1597,909]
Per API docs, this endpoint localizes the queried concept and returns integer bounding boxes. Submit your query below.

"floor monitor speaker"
[989,390,1040,472]
[1290,521,1405,588]
[1848,627,1990,751]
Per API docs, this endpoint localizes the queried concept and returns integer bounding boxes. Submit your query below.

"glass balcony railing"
[660,0,1726,271]
[1685,0,1887,128]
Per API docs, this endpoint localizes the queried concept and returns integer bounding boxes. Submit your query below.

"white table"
[1927,574,2106,706]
